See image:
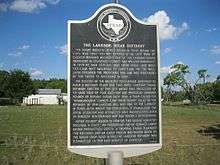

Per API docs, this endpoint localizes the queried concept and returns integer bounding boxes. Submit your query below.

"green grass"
[0,105,220,165]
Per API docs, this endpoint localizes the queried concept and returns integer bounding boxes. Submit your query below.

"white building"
[23,89,67,105]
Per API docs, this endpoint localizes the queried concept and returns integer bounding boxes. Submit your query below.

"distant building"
[23,89,67,105]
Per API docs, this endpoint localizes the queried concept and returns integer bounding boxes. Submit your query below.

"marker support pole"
[107,151,123,165]
[114,0,119,4]
[105,1,123,165]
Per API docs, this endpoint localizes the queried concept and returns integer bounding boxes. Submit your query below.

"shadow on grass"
[197,124,220,140]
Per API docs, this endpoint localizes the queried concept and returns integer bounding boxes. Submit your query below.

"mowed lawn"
[0,105,220,165]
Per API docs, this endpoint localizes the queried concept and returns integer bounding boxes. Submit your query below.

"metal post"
[114,0,119,4]
[107,151,123,165]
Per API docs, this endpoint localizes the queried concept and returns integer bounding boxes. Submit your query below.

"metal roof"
[37,89,61,95]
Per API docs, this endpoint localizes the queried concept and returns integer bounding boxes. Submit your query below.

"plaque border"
[67,3,162,158]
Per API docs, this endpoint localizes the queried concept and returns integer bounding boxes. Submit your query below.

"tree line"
[0,67,219,105]
[0,69,67,105]
[162,63,220,104]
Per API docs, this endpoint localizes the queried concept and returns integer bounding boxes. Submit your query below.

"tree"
[197,69,209,84]
[163,63,217,104]
[213,81,220,101]
[46,79,67,93]
[163,64,203,103]
[32,79,67,93]
[163,73,181,102]
[194,83,214,104]
[170,63,190,86]
[0,70,9,97]
[169,64,196,103]
[5,70,34,102]
[217,75,220,82]
[32,79,47,94]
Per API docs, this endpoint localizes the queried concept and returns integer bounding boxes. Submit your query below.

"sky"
[0,0,220,83]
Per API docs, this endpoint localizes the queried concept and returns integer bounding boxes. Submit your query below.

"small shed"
[23,89,67,105]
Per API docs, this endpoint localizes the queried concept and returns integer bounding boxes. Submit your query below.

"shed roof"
[37,89,61,95]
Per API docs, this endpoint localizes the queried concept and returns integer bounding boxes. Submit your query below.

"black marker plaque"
[69,5,160,147]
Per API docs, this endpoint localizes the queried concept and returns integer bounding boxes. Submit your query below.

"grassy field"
[0,105,220,165]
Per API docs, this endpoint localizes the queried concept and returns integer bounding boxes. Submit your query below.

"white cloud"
[56,44,67,55]
[161,61,185,74]
[161,66,173,74]
[10,0,46,13]
[210,45,220,55]
[18,44,30,50]
[163,47,172,54]
[200,48,207,52]
[215,61,220,65]
[8,44,30,57]
[8,51,23,57]
[176,61,184,64]
[46,0,60,5]
[30,68,44,77]
[206,28,217,32]
[144,10,189,40]
[0,3,8,12]
[9,0,60,13]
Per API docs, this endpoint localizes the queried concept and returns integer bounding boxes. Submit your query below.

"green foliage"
[213,81,220,101]
[163,63,190,89]
[171,63,190,74]
[0,69,34,103]
[32,79,67,93]
[32,79,47,92]
[170,63,190,86]
[194,83,215,104]
[163,64,192,102]
[162,64,218,104]
[163,73,181,87]
[0,98,13,105]
[5,70,34,102]
[0,69,67,105]
[46,79,67,93]
[0,70,9,97]
[172,91,186,102]
[197,69,210,84]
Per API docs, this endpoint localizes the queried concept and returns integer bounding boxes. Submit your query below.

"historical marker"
[68,3,161,158]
